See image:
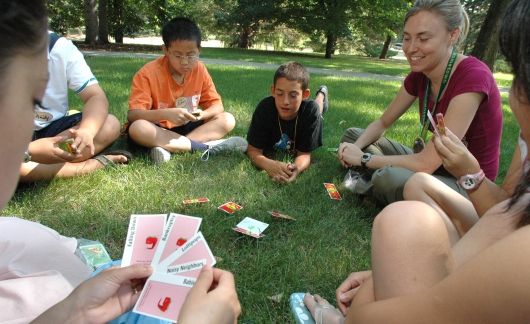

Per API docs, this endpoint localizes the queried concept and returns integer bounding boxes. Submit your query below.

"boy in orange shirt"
[128,17,247,164]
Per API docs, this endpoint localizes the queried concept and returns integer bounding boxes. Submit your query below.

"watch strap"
[459,169,485,192]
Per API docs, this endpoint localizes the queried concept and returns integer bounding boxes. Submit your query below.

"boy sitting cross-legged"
[127,17,247,164]
[246,61,329,183]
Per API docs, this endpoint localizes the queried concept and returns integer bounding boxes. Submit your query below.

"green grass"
[5,56,518,323]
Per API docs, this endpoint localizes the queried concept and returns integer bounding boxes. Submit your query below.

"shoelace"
[200,147,212,161]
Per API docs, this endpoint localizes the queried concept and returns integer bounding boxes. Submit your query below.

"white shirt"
[34,33,98,130]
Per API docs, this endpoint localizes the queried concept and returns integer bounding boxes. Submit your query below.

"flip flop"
[316,85,329,114]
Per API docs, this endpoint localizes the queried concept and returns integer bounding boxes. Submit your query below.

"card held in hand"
[121,214,167,267]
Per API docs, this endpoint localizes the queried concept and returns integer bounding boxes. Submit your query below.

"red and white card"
[324,183,342,200]
[133,272,196,322]
[121,214,167,266]
[182,197,209,205]
[218,201,243,214]
[150,213,202,266]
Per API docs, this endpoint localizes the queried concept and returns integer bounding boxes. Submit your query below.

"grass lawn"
[5,55,518,323]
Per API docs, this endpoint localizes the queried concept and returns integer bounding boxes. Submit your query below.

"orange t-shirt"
[128,56,222,129]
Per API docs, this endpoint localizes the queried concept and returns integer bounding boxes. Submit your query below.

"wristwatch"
[23,150,31,163]
[361,152,372,168]
[458,169,485,191]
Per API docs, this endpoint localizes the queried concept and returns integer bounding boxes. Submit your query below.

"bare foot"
[304,293,344,324]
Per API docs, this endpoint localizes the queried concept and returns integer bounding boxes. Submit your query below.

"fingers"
[303,293,318,316]
[188,266,214,297]
[104,264,153,284]
[336,288,358,315]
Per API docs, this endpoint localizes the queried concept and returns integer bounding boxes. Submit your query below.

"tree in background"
[84,0,98,45]
[98,0,109,44]
[470,0,512,71]
[48,0,84,35]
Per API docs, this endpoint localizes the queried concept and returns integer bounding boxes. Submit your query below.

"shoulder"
[298,100,320,121]
[136,56,168,77]
[454,56,495,80]
[254,96,275,114]
[450,56,497,93]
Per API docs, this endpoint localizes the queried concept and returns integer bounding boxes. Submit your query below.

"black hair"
[500,0,530,227]
[161,17,201,49]
[273,62,310,91]
[0,0,47,91]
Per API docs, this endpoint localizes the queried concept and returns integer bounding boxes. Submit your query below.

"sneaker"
[150,146,171,165]
[316,85,329,114]
[342,169,360,192]
[201,136,248,161]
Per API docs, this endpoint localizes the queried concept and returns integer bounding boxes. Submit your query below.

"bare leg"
[19,115,122,181]
[128,120,192,152]
[186,112,235,142]
[19,154,127,182]
[404,172,478,244]
[370,201,455,299]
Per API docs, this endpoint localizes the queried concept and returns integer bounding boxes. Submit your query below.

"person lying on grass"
[246,61,329,183]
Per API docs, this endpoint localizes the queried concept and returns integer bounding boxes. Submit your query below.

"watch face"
[461,176,476,190]
[361,153,371,163]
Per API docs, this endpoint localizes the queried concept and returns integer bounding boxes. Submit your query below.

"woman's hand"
[178,266,241,324]
[433,128,481,178]
[338,143,363,168]
[335,271,372,315]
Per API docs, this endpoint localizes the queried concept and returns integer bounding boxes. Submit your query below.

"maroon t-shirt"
[404,56,502,180]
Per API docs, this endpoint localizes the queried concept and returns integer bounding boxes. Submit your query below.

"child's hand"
[433,127,481,178]
[165,108,198,126]
[266,161,296,183]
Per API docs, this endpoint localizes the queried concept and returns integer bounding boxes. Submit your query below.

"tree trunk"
[98,0,109,44]
[470,0,511,71]
[379,34,392,59]
[84,0,98,46]
[324,31,336,59]
[237,27,251,49]
[110,0,124,43]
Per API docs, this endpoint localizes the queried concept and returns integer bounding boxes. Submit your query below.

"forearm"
[201,102,224,120]
[32,296,82,324]
[294,152,311,173]
[78,95,108,136]
[353,119,387,149]
[247,146,275,171]
[128,109,169,123]
[468,180,510,216]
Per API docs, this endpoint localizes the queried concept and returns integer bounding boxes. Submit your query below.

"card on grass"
[150,213,202,266]
[218,201,243,214]
[122,214,167,266]
[324,183,342,200]
[268,210,296,220]
[157,231,216,277]
[233,217,269,238]
[133,272,196,322]
[182,197,209,205]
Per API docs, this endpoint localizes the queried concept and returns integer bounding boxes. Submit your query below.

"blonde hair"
[405,0,469,47]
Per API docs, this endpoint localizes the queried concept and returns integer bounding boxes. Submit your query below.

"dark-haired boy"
[128,17,246,164]
[247,62,329,183]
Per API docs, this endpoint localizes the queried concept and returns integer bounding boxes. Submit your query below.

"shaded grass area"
[5,56,518,323]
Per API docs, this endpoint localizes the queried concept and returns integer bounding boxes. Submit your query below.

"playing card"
[233,217,269,238]
[150,213,202,266]
[121,214,167,267]
[436,113,446,136]
[218,202,243,214]
[182,197,209,205]
[426,110,440,137]
[268,210,296,220]
[324,183,342,200]
[133,272,196,322]
[157,231,216,277]
[77,243,112,269]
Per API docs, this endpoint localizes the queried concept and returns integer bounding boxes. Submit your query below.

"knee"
[217,111,235,132]
[373,201,447,245]
[403,172,431,200]
[128,119,155,141]
[340,127,363,144]
[98,114,121,142]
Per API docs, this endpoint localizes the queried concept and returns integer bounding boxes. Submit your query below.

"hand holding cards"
[122,213,216,322]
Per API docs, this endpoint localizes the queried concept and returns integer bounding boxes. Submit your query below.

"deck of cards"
[121,213,216,322]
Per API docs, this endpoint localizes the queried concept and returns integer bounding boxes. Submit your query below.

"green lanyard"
[419,49,457,140]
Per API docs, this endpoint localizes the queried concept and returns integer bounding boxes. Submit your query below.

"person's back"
[246,61,329,183]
